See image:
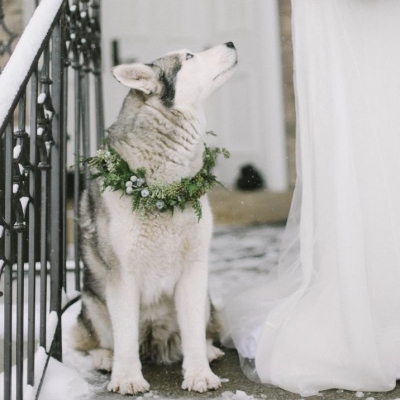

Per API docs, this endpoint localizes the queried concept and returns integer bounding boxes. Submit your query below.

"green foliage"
[81,141,230,222]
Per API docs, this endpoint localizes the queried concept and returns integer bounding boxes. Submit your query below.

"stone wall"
[0,0,23,70]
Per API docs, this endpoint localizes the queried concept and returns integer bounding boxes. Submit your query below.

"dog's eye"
[186,53,194,60]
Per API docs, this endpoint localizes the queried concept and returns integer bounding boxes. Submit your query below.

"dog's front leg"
[106,274,150,395]
[175,263,221,392]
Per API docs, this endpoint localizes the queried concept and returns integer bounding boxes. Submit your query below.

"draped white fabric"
[222,0,400,395]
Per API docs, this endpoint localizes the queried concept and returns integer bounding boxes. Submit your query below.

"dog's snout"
[225,42,235,49]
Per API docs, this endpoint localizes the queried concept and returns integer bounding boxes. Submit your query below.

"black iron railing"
[0,0,104,399]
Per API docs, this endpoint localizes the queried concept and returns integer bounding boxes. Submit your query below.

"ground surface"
[4,224,400,399]
[84,348,400,400]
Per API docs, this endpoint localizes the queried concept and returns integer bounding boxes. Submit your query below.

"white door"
[102,0,288,191]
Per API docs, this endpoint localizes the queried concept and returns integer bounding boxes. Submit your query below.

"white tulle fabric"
[222,0,400,395]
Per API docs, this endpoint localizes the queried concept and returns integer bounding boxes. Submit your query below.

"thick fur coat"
[71,42,237,395]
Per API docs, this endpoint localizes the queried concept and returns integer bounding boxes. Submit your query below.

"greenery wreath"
[82,134,230,221]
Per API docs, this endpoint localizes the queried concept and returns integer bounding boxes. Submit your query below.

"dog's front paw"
[108,371,150,395]
[182,370,221,392]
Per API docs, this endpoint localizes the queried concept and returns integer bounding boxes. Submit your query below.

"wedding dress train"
[222,0,400,395]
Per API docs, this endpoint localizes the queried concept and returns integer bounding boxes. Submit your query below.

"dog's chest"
[103,189,202,303]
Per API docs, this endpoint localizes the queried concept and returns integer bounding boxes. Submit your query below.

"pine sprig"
[81,142,230,222]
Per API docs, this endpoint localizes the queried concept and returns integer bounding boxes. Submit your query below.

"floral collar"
[83,137,230,221]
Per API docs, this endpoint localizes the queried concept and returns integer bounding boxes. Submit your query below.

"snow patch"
[20,196,30,215]
[39,355,91,400]
[44,109,53,119]
[37,92,46,104]
[13,144,21,159]
[0,345,90,400]
[300,390,320,397]
[221,390,255,400]
[46,311,58,352]
[355,392,364,398]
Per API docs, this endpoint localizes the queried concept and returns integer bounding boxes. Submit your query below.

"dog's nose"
[225,42,235,49]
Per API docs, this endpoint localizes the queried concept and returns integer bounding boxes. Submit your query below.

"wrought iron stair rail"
[0,0,104,399]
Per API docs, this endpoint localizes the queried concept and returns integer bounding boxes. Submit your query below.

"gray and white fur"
[71,42,238,395]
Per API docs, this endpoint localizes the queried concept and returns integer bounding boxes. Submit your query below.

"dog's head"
[112,42,238,109]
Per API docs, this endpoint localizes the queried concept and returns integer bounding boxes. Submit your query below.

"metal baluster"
[27,67,39,387]
[3,121,14,400]
[62,43,69,293]
[71,0,82,291]
[50,11,65,361]
[38,43,52,349]
[91,0,104,146]
[81,0,92,183]
[15,94,27,400]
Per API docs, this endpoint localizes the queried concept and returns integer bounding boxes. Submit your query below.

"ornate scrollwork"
[66,0,102,73]
[12,118,31,234]
[0,97,32,296]
[36,90,55,171]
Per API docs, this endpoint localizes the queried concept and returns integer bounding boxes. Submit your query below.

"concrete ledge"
[209,188,293,226]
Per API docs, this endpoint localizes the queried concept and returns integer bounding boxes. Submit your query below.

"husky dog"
[71,42,237,395]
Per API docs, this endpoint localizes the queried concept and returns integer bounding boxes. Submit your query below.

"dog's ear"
[112,63,158,95]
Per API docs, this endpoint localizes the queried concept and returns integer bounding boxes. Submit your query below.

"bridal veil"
[222,0,400,395]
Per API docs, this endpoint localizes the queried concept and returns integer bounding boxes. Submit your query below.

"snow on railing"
[0,0,104,399]
[0,0,64,132]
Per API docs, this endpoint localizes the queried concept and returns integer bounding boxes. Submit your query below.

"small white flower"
[137,178,145,187]
[126,187,133,195]
[105,151,111,157]
[177,195,182,202]
[141,189,150,197]
[125,181,133,188]
[130,175,138,182]
[156,201,164,210]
